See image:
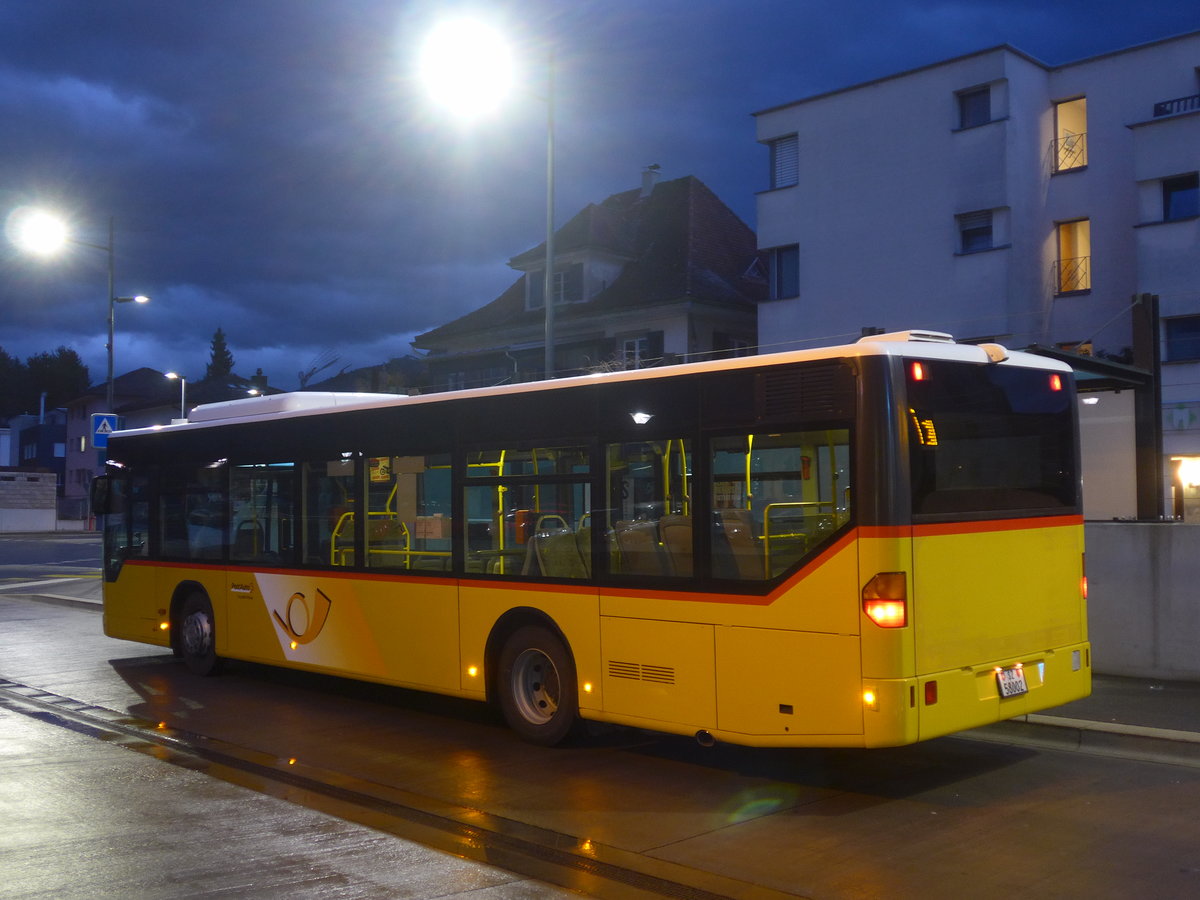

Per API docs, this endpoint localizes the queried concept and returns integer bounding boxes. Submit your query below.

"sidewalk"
[10,576,1200,766]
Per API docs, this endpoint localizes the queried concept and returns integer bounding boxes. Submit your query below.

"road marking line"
[0,577,88,592]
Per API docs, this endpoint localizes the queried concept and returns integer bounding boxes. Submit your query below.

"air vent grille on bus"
[755,361,854,421]
[607,661,676,685]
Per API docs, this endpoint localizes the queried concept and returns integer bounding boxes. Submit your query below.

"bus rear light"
[863,572,907,627]
[1081,553,1088,600]
[864,599,906,627]
[910,362,927,381]
[924,680,938,705]
[1049,373,1063,391]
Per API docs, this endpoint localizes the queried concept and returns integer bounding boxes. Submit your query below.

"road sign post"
[91,413,119,450]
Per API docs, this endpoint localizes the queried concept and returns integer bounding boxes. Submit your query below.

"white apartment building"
[755,30,1200,519]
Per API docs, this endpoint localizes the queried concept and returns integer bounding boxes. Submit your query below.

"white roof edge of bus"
[188,392,404,423]
[112,332,1071,437]
[856,329,955,344]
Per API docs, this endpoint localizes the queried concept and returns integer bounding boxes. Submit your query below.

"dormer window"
[527,262,584,310]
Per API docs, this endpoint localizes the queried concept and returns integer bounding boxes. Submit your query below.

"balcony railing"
[1154,94,1200,118]
[1053,256,1091,294]
[1050,132,1088,172]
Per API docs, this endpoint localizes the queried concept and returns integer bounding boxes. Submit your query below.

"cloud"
[1,0,1196,392]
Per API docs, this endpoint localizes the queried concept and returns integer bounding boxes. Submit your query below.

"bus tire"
[178,592,221,676]
[497,624,578,746]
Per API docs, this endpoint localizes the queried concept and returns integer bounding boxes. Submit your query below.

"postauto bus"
[93,331,1089,747]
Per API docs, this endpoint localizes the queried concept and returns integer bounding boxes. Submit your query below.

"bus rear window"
[906,361,1078,517]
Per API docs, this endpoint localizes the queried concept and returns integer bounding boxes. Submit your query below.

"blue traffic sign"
[92,413,119,449]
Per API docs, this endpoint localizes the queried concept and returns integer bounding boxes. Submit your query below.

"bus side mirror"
[90,475,111,516]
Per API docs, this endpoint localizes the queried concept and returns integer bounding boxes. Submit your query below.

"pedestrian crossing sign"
[92,413,119,449]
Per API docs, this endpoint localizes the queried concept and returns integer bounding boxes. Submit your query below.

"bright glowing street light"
[8,209,151,411]
[419,18,558,380]
[11,208,70,256]
[165,372,187,420]
[418,18,516,120]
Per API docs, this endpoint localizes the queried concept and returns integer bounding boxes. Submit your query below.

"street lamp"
[10,209,150,411]
[165,372,187,420]
[419,19,558,379]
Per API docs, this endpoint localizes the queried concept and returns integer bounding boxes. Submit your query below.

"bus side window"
[710,429,851,581]
[229,463,297,566]
[464,446,590,579]
[159,463,228,561]
[364,454,452,572]
[303,459,357,566]
[605,439,691,578]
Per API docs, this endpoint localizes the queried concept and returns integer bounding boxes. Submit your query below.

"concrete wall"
[0,471,57,533]
[1086,522,1200,680]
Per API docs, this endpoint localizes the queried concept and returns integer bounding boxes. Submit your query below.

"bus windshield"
[906,360,1078,517]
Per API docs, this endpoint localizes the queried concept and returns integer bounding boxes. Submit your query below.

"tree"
[0,347,29,418]
[0,345,89,418]
[24,347,90,410]
[204,327,235,382]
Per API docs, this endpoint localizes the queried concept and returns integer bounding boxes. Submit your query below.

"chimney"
[640,164,661,198]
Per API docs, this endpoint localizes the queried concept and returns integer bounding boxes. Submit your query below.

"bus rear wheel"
[178,592,221,676]
[497,624,578,746]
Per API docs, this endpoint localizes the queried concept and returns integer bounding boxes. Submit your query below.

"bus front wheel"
[178,592,221,676]
[497,625,578,746]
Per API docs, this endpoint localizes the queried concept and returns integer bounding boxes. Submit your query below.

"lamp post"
[419,19,558,379]
[165,372,187,420]
[10,210,150,411]
[541,54,556,380]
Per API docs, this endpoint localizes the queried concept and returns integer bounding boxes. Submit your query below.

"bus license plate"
[996,666,1028,698]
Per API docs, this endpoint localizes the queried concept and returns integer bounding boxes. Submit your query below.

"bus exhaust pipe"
[695,730,716,748]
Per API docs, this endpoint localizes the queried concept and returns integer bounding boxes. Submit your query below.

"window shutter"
[770,135,799,189]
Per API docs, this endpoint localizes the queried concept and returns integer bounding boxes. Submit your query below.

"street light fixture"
[10,209,151,412]
[165,372,187,420]
[419,18,558,380]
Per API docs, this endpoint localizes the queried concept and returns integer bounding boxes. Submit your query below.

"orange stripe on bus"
[912,514,1082,537]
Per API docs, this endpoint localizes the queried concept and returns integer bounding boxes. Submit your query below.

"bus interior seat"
[575,526,592,577]
[659,514,693,576]
[715,508,762,580]
[233,521,263,558]
[614,520,669,576]
[528,530,588,579]
[534,514,570,534]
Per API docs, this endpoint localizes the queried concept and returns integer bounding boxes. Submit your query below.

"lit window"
[957,86,991,129]
[957,210,993,253]
[1163,173,1199,221]
[1052,98,1088,172]
[1055,219,1091,294]
[768,134,799,189]
[768,244,799,300]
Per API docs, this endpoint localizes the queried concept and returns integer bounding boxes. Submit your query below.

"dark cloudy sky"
[2,1,1197,392]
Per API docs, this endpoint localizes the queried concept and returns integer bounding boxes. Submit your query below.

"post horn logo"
[272,588,332,645]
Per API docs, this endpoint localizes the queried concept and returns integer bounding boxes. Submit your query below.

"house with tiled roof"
[412,171,763,391]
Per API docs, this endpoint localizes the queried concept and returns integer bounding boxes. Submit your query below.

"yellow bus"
[94,331,1089,748]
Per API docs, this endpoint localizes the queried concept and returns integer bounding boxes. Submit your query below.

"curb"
[963,713,1200,768]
